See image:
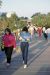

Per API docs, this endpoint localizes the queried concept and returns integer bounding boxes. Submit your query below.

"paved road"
[0,36,50,75]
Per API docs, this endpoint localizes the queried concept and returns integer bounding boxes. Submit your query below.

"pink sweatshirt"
[2,34,16,48]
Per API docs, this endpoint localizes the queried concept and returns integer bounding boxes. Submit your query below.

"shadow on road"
[36,64,50,75]
[28,40,50,66]
[0,52,23,75]
[0,40,50,75]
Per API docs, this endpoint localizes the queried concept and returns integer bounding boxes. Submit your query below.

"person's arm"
[18,32,24,41]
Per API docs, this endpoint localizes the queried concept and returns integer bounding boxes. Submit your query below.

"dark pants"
[43,33,48,40]
[20,42,29,64]
[4,46,13,64]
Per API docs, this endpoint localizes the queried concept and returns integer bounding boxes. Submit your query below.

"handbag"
[1,43,5,51]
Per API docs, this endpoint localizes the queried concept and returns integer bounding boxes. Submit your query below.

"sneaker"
[24,64,27,69]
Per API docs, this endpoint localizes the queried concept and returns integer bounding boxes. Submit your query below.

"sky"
[0,0,50,18]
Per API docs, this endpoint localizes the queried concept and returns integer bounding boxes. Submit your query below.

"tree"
[46,13,50,28]
[0,13,7,31]
[31,12,50,28]
[0,0,2,7]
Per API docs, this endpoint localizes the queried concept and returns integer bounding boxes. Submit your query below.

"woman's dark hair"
[22,26,28,32]
[5,28,11,34]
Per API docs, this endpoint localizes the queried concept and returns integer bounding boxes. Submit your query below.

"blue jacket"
[20,31,31,42]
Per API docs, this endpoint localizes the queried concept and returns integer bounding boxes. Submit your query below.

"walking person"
[19,26,31,68]
[27,21,34,39]
[37,27,42,39]
[43,27,48,40]
[2,28,16,66]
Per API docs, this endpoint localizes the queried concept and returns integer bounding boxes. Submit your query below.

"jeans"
[20,42,29,64]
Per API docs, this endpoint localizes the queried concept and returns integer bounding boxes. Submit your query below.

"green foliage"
[0,12,50,35]
[0,0,2,7]
[0,12,27,34]
[31,12,50,28]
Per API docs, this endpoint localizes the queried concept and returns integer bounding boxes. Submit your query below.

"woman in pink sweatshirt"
[2,28,16,66]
